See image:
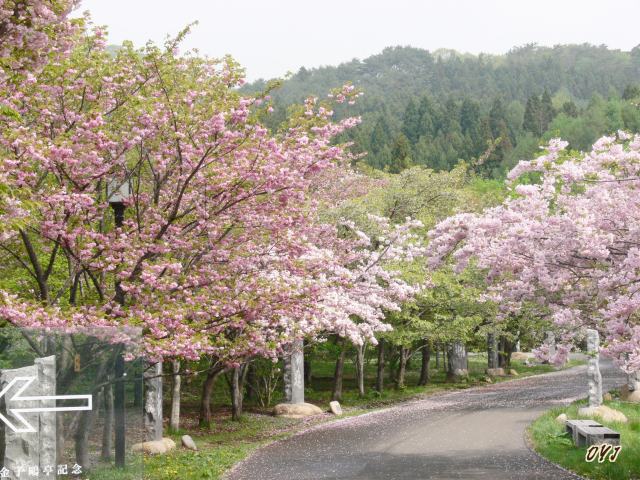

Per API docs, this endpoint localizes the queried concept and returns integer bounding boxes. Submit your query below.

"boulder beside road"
[273,402,324,418]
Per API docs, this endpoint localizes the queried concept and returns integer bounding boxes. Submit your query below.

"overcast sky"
[79,1,639,81]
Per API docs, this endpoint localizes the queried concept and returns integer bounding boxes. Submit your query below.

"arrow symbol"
[0,376,92,433]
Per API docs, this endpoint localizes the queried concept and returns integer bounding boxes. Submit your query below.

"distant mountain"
[245,44,640,176]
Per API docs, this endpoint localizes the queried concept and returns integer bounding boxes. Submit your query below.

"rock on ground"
[621,384,640,403]
[273,402,323,418]
[555,413,568,425]
[509,369,519,376]
[486,368,506,377]
[329,401,343,415]
[181,435,197,451]
[578,405,628,423]
[132,438,177,455]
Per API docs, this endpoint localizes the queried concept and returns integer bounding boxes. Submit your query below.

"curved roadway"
[227,360,625,480]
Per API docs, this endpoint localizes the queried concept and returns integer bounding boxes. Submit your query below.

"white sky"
[79,0,640,81]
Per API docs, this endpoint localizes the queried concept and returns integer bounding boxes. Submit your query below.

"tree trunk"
[199,367,222,428]
[396,347,408,389]
[230,364,248,421]
[169,360,181,432]
[375,339,385,393]
[75,408,97,468]
[435,344,440,369]
[245,363,256,402]
[487,333,499,369]
[447,341,468,381]
[144,361,163,441]
[418,340,431,386]
[133,375,143,408]
[443,347,448,371]
[332,341,347,401]
[101,383,114,461]
[355,343,366,397]
[498,337,513,368]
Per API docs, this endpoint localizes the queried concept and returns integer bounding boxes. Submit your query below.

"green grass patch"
[141,415,298,479]
[528,398,640,480]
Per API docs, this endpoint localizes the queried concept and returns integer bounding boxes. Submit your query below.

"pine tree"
[540,89,556,132]
[523,95,542,135]
[561,100,579,118]
[418,96,436,139]
[389,134,412,173]
[402,98,421,143]
[370,117,391,154]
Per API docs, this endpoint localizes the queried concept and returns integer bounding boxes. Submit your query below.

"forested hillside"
[247,44,640,176]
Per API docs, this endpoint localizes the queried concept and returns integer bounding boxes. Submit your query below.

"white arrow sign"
[0,376,92,433]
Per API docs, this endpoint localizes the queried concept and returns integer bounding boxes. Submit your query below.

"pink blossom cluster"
[0,10,422,365]
[428,134,640,372]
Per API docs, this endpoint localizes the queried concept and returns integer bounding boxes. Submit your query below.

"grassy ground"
[134,354,581,480]
[528,396,640,480]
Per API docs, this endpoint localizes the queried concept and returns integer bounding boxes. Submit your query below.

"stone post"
[447,341,468,381]
[284,339,304,404]
[487,333,499,369]
[1,356,56,479]
[586,329,603,408]
[291,340,304,403]
[545,331,556,360]
[35,357,56,478]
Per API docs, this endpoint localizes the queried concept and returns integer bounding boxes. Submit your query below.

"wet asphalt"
[226,360,626,480]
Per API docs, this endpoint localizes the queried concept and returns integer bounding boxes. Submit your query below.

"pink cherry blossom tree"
[0,4,421,373]
[428,133,640,376]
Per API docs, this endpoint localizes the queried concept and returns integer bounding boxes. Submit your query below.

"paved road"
[227,361,626,480]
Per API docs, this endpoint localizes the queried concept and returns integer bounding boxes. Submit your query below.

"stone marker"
[1,355,56,480]
[545,331,556,360]
[578,330,628,422]
[447,341,468,380]
[586,329,603,408]
[273,402,323,418]
[283,338,305,404]
[181,435,197,451]
[329,401,342,415]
